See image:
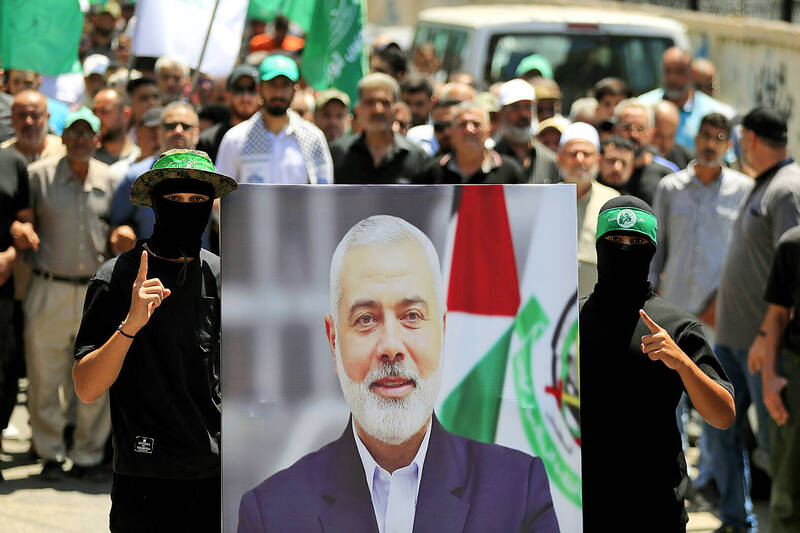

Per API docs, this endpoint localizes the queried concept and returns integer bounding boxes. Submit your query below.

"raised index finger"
[136,250,148,282]
[639,309,661,333]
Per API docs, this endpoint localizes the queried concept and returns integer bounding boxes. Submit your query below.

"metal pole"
[189,0,222,100]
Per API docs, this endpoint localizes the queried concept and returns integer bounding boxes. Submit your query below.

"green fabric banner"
[247,0,314,31]
[0,0,83,76]
[301,0,366,106]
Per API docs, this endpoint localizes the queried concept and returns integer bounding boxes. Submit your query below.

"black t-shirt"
[74,242,221,479]
[0,148,29,300]
[197,119,231,165]
[765,225,800,354]
[601,160,673,206]
[579,288,733,530]
[329,132,431,184]
[416,151,524,184]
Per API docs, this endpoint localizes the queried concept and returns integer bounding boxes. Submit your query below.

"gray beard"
[663,85,690,101]
[504,125,532,144]
[335,343,442,445]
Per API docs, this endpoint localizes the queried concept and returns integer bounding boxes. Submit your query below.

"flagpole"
[189,0,222,100]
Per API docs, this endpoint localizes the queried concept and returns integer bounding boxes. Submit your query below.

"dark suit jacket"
[238,416,559,533]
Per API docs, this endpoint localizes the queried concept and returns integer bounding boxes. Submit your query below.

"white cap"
[83,54,110,77]
[499,79,535,107]
[559,122,600,151]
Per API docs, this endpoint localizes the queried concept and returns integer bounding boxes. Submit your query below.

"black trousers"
[110,473,221,533]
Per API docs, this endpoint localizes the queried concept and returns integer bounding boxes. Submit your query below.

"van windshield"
[487,33,672,109]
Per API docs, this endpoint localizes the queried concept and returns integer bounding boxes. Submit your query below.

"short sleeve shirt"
[765,225,800,354]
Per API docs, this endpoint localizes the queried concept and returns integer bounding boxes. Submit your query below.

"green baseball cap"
[515,54,553,80]
[130,149,238,207]
[64,107,101,133]
[258,55,299,82]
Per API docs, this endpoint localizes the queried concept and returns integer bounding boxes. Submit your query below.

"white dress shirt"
[352,420,432,533]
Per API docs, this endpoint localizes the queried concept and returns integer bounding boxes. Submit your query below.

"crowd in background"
[0,2,798,532]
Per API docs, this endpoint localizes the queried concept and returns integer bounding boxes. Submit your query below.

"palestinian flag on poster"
[438,185,582,533]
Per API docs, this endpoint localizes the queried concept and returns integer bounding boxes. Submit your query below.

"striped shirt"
[648,162,753,314]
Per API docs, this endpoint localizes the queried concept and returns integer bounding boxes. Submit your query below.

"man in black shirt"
[0,148,29,464]
[417,101,522,184]
[748,225,800,533]
[329,73,430,184]
[580,195,735,531]
[73,149,237,532]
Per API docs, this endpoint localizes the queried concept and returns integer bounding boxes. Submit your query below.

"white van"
[413,4,689,108]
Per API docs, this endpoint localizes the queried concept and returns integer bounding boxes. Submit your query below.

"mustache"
[365,360,418,386]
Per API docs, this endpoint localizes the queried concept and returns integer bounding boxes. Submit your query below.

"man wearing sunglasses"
[109,102,203,254]
[198,65,261,164]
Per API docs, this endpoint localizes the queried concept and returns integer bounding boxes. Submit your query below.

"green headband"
[151,151,217,173]
[596,207,658,245]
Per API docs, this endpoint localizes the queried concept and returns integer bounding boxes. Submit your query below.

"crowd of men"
[0,4,798,533]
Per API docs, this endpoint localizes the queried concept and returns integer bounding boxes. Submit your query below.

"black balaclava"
[148,178,214,282]
[594,195,657,300]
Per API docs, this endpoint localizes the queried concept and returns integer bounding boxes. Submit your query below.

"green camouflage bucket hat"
[130,149,238,207]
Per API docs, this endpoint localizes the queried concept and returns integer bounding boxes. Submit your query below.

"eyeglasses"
[697,129,728,142]
[619,123,647,132]
[162,122,197,131]
[232,85,257,96]
[433,121,451,132]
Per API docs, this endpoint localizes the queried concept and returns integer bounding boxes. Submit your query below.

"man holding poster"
[238,215,559,533]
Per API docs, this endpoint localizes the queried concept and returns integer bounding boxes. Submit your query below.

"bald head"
[11,90,49,148]
[437,82,476,104]
[662,47,693,102]
[92,88,129,138]
[653,100,680,156]
[691,58,716,96]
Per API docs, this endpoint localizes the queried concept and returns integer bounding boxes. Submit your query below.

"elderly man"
[1,90,65,163]
[217,55,332,184]
[17,108,116,480]
[691,58,718,98]
[639,47,735,154]
[581,196,735,531]
[417,101,523,184]
[238,215,559,533]
[493,79,559,184]
[329,73,428,184]
[653,100,693,170]
[314,89,352,144]
[709,108,800,533]
[406,82,475,157]
[556,122,619,298]
[154,57,189,104]
[109,102,200,254]
[93,88,139,166]
[74,149,237,532]
[608,99,676,205]
[198,65,261,163]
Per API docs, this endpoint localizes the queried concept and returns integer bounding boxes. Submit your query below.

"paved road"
[1,403,769,532]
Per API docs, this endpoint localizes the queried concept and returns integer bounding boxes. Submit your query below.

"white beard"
[335,343,442,445]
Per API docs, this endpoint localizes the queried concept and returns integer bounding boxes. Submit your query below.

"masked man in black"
[579,196,735,532]
[72,149,237,533]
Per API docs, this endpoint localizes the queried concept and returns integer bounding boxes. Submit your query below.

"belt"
[32,268,92,284]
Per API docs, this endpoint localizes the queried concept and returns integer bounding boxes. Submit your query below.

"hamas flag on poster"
[438,185,583,532]
[300,0,366,106]
[0,0,83,76]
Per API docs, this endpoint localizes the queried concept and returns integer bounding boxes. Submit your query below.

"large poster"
[221,184,581,533]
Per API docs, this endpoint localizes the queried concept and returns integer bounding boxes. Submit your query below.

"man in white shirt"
[216,55,332,185]
[238,216,559,533]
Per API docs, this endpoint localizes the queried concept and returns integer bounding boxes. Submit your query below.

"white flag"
[132,0,248,77]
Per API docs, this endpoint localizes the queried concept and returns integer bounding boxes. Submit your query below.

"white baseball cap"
[499,79,536,107]
[559,122,600,151]
[83,54,110,78]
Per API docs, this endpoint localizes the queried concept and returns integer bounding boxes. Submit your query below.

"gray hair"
[569,97,598,123]
[357,73,400,104]
[450,100,489,125]
[155,57,189,79]
[160,101,198,124]
[614,98,654,128]
[329,215,443,328]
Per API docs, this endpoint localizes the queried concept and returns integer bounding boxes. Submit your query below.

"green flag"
[247,0,314,31]
[0,0,83,76]
[301,0,366,105]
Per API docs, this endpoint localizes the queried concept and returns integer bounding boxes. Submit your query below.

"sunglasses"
[162,122,197,131]
[232,85,257,96]
[433,121,451,132]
